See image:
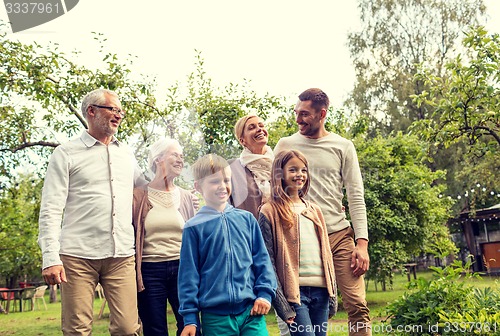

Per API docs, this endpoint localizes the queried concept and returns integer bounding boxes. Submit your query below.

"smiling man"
[274,88,371,336]
[38,89,143,335]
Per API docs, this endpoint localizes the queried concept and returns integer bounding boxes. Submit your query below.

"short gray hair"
[148,138,183,173]
[81,89,119,119]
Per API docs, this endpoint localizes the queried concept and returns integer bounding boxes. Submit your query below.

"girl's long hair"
[269,150,310,229]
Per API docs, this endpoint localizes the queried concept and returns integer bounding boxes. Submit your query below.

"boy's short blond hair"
[191,154,229,181]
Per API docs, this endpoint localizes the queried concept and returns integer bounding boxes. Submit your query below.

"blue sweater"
[178,204,277,326]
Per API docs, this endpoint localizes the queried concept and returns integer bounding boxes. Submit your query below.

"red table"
[0,288,27,313]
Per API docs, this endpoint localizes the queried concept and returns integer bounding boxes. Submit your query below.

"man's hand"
[351,239,369,277]
[250,298,271,315]
[42,265,67,285]
[180,325,197,336]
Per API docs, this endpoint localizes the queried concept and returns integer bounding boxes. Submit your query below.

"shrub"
[438,287,500,335]
[384,259,500,335]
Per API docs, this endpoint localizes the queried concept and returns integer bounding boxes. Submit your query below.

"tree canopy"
[412,26,500,210]
[0,174,42,287]
[355,132,453,289]
[347,0,485,133]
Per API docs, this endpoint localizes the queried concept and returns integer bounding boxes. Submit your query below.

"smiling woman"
[229,114,274,219]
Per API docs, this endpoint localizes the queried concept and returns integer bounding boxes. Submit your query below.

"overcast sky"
[2,0,499,107]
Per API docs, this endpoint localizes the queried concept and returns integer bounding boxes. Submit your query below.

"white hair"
[81,89,119,118]
[148,138,182,173]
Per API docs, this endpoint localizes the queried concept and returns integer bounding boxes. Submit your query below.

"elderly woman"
[132,138,200,336]
[229,114,274,219]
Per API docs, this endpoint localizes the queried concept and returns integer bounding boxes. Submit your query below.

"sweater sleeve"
[343,141,368,241]
[257,212,296,321]
[178,227,201,326]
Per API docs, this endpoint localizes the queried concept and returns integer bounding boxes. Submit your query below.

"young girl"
[258,150,336,336]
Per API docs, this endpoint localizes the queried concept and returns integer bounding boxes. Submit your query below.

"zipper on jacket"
[222,213,235,312]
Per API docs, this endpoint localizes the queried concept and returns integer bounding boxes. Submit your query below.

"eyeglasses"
[91,104,126,118]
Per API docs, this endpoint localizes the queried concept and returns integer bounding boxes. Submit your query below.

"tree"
[354,132,454,290]
[347,0,485,134]
[412,26,500,210]
[0,24,159,179]
[0,175,43,287]
[159,52,287,164]
[0,24,288,181]
[413,26,499,149]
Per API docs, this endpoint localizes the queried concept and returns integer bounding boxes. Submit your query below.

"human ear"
[320,108,327,120]
[87,105,95,117]
[194,181,202,194]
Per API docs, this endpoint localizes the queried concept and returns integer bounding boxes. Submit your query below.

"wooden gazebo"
[455,204,500,273]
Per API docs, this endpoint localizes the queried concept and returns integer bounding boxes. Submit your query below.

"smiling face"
[156,143,184,179]
[195,166,232,212]
[282,156,308,199]
[294,100,324,139]
[239,116,268,154]
[87,93,123,144]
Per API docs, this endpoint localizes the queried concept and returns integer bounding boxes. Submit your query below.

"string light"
[439,182,499,201]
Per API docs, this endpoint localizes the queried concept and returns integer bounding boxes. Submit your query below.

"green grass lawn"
[1,271,498,335]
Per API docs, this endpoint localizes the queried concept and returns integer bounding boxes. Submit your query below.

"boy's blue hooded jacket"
[178,204,277,326]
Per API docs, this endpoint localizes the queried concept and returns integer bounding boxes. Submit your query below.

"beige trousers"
[329,227,371,336]
[60,255,140,336]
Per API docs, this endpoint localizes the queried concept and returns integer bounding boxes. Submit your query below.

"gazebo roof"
[458,203,500,220]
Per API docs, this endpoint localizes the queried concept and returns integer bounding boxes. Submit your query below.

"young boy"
[179,154,277,336]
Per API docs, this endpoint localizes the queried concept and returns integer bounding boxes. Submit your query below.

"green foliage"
[438,287,500,336]
[0,24,288,177]
[424,225,459,266]
[355,132,454,289]
[453,150,500,210]
[412,26,500,211]
[0,175,43,284]
[267,111,296,149]
[0,24,158,177]
[385,260,500,335]
[347,0,485,134]
[413,26,499,151]
[159,52,288,164]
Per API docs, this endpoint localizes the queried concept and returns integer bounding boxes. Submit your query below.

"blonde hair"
[191,154,229,182]
[269,150,310,229]
[234,114,259,146]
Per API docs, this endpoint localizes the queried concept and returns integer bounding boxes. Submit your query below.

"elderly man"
[38,88,143,335]
[275,88,371,336]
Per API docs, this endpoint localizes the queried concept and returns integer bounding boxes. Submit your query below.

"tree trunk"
[49,284,58,303]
